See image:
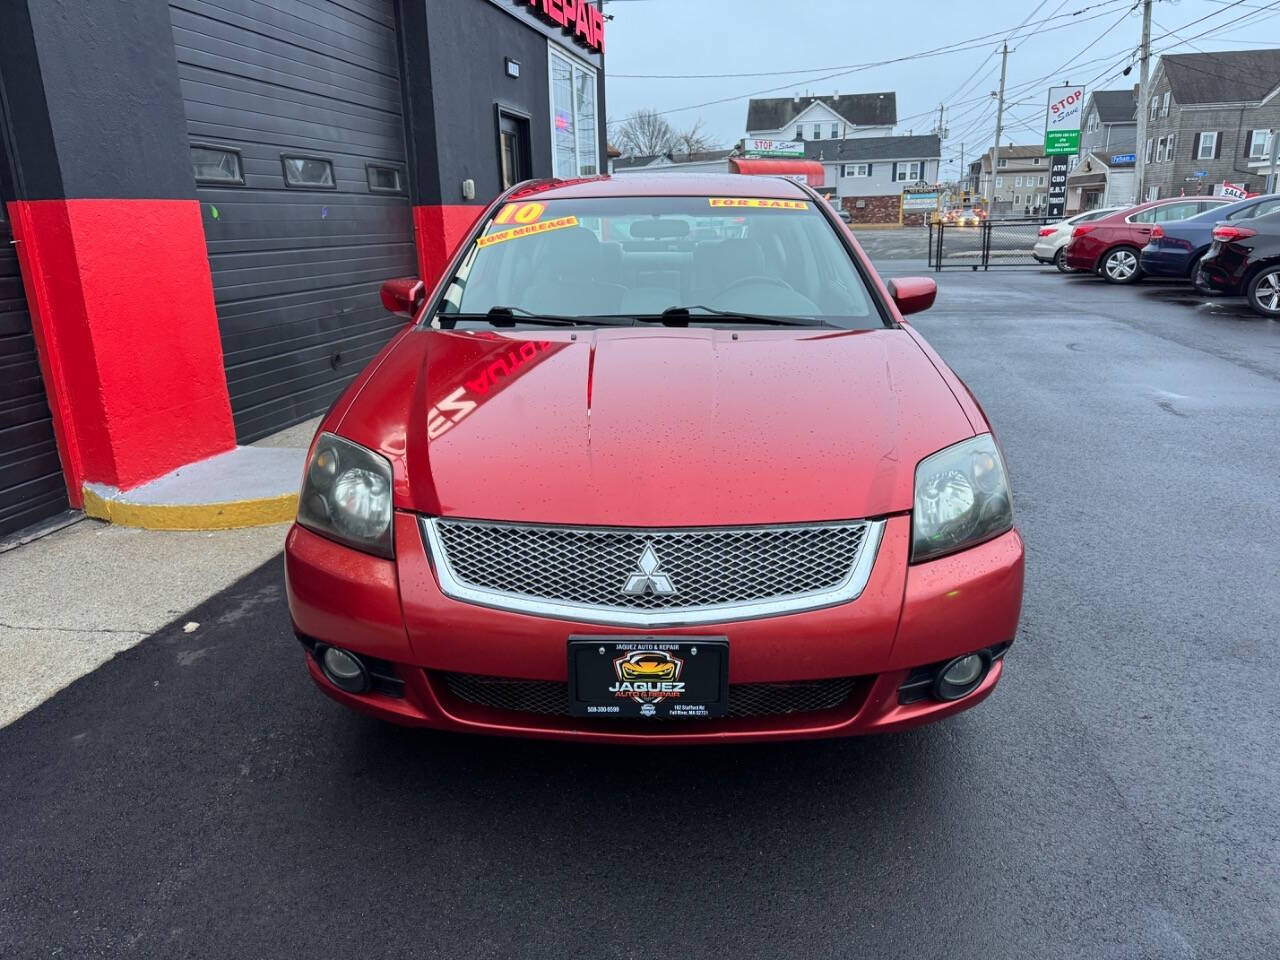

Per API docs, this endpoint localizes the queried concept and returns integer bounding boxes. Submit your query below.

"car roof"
[1183,192,1280,221]
[507,173,811,201]
[1100,195,1227,220]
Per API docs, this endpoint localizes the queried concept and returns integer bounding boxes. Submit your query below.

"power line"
[607,0,1131,80]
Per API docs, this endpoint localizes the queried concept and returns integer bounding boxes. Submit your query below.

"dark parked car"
[1196,209,1280,317]
[1139,194,1280,280]
[1064,196,1229,283]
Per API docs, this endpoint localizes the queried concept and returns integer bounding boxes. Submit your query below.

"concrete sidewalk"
[0,417,319,727]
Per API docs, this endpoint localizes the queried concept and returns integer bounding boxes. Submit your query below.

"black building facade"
[0,0,606,537]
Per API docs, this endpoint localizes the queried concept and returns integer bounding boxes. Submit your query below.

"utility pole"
[986,42,1009,212]
[961,142,966,198]
[936,103,945,137]
[1268,128,1278,193]
[1134,0,1153,202]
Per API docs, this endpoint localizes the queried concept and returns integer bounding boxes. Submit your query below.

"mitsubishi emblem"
[622,544,675,596]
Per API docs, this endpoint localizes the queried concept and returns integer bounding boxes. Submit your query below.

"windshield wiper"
[651,305,836,328]
[449,306,631,327]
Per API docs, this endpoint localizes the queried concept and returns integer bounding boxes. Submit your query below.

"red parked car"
[284,174,1025,743]
[1064,196,1229,282]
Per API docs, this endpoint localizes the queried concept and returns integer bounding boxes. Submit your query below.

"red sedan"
[1064,196,1229,282]
[284,174,1024,743]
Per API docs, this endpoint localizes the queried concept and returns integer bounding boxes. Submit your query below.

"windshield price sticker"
[477,215,579,248]
[708,198,808,210]
[492,201,546,225]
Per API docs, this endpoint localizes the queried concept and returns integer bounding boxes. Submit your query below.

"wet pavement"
[2,265,1278,958]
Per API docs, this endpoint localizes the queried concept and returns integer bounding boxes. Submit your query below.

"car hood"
[337,326,976,527]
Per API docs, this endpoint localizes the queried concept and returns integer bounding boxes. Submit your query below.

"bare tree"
[614,108,676,157]
[671,120,716,158]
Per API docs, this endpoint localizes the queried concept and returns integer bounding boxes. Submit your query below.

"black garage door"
[0,202,69,538]
[170,0,416,442]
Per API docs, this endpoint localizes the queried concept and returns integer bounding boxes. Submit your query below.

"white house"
[806,134,941,224]
[746,92,897,143]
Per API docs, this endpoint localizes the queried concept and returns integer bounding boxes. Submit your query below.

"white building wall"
[828,158,940,198]
[1104,169,1137,206]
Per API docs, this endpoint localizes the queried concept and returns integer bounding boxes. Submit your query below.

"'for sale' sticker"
[708,198,808,209]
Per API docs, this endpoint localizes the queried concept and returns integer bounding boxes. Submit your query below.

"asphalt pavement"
[2,266,1278,958]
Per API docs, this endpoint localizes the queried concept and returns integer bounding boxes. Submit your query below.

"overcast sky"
[602,0,1280,177]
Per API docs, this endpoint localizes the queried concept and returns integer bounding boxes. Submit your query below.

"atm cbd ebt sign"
[1044,85,1083,156]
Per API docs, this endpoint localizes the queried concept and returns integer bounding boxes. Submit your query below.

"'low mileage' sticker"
[476,215,579,248]
[708,198,808,209]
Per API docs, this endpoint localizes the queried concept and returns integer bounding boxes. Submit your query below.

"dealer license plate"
[568,637,728,719]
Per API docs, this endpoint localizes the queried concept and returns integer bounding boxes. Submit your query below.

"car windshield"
[434,195,883,329]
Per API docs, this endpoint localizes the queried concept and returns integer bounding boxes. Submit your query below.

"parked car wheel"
[1185,252,1204,281]
[1053,248,1072,273]
[1245,264,1280,317]
[1101,246,1142,284]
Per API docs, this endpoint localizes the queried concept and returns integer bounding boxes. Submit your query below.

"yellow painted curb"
[83,487,298,530]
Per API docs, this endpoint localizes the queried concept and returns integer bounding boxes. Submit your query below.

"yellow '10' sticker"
[708,198,808,209]
[476,215,579,248]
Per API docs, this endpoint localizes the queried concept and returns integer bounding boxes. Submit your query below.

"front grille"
[440,672,860,719]
[424,518,879,625]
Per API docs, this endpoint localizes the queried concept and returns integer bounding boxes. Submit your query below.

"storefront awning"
[729,157,825,188]
[1067,173,1107,188]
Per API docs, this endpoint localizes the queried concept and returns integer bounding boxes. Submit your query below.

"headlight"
[911,434,1013,563]
[297,433,394,558]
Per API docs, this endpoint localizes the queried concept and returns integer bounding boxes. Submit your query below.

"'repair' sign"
[516,0,604,53]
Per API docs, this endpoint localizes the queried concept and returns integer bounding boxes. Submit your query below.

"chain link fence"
[928,216,1058,271]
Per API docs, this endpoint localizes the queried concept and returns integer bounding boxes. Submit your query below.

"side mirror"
[887,277,937,316]
[380,277,425,318]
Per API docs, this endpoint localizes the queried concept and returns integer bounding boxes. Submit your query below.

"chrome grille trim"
[421,517,885,627]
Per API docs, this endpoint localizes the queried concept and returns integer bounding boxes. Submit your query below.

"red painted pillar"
[9,200,235,500]
[413,205,485,288]
[1,0,236,505]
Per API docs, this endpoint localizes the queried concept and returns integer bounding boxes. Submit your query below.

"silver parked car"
[1033,207,1124,272]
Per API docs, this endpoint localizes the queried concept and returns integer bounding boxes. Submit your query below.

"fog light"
[933,653,987,701]
[320,646,370,694]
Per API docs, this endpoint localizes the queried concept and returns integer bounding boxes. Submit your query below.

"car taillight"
[1038,226,1055,236]
[1212,224,1257,242]
[1072,224,1096,238]
[1150,225,1164,239]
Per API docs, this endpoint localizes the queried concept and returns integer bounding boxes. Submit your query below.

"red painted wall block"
[412,205,484,289]
[9,198,235,498]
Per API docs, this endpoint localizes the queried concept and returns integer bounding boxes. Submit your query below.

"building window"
[550,48,599,178]
[1039,174,1046,186]
[1197,131,1218,160]
[1014,175,1022,187]
[1167,134,1174,162]
[1161,92,1170,116]
[796,126,804,140]
[809,123,820,140]
[842,163,870,177]
[895,161,922,182]
[1145,137,1154,163]
[831,123,840,139]
[1155,137,1165,163]
[366,164,404,194]
[1149,97,1158,120]
[995,175,1003,187]
[1088,111,1099,132]
[1013,193,1020,205]
[997,158,1008,168]
[1249,129,1271,159]
[1032,157,1041,165]
[281,155,335,188]
[190,144,243,185]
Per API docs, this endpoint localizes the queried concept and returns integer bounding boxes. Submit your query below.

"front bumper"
[285,513,1025,743]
